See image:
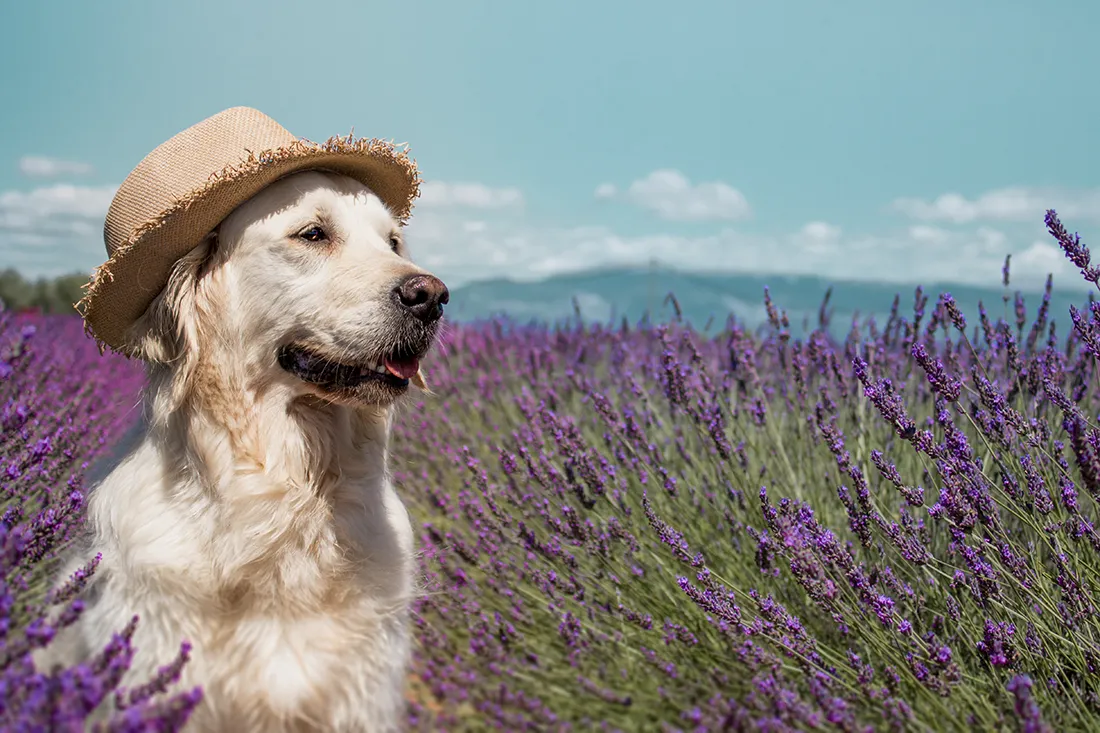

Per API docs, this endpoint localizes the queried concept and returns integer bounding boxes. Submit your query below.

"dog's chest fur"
[59,400,416,732]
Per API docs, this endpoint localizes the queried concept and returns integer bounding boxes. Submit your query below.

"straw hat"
[77,106,421,354]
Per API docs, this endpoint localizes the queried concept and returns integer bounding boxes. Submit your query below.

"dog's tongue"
[384,355,420,379]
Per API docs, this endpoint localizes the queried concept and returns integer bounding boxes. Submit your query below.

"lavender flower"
[10,210,1100,731]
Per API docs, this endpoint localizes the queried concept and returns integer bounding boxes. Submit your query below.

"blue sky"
[2,0,1098,292]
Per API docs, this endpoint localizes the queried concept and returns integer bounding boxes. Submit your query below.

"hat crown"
[80,105,419,353]
[104,107,294,257]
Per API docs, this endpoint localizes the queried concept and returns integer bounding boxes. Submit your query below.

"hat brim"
[77,135,421,355]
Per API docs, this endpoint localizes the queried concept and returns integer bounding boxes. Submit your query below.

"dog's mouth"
[277,343,422,392]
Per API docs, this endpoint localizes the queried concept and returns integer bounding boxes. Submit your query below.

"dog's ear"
[124,232,216,373]
[411,367,432,395]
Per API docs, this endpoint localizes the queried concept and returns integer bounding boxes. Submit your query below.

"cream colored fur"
[38,171,445,732]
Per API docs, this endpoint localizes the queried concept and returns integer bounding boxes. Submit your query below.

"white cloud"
[800,221,841,241]
[0,183,117,275]
[0,184,116,238]
[593,183,617,199]
[405,203,1078,295]
[0,184,116,223]
[19,156,94,178]
[796,221,842,255]
[598,169,752,221]
[417,181,523,209]
[908,225,951,243]
[1014,240,1071,277]
[1,173,1087,299]
[976,226,1008,250]
[891,187,1100,224]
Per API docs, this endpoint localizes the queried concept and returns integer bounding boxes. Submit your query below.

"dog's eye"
[298,226,328,243]
[389,234,401,252]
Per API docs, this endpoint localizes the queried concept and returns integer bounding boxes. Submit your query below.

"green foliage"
[0,269,88,314]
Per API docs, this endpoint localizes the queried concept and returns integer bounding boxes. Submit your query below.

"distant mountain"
[446,266,1095,338]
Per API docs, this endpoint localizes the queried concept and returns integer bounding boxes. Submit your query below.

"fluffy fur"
[38,170,448,732]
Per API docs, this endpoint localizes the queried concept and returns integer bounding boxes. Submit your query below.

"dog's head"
[128,170,447,408]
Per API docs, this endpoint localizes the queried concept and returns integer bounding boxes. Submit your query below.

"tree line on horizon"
[0,268,90,314]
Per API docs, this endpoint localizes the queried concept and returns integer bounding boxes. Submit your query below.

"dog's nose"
[393,274,449,323]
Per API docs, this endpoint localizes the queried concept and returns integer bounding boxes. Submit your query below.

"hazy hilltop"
[444,265,1092,338]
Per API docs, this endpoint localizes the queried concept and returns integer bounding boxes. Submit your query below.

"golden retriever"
[40,170,448,732]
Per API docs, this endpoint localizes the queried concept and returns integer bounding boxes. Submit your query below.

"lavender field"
[5,211,1100,731]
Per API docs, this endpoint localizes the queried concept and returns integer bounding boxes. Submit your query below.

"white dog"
[41,170,448,732]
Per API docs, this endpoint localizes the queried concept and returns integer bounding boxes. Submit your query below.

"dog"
[40,169,448,732]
